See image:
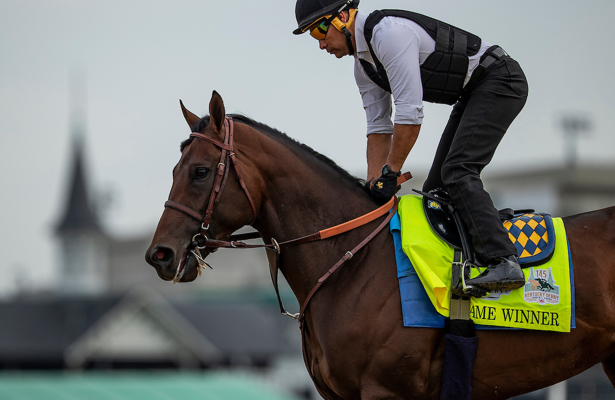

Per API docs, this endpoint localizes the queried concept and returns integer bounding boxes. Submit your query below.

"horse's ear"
[209,90,225,134]
[180,100,200,130]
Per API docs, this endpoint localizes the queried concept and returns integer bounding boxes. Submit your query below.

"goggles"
[308,15,334,40]
[307,9,357,40]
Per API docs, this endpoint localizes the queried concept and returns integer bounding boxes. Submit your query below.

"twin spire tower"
[55,71,108,295]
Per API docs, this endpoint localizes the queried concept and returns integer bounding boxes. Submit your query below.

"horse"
[146,91,615,399]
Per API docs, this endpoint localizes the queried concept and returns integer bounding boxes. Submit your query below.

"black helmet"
[293,0,360,34]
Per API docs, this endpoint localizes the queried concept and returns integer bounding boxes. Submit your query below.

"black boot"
[465,255,525,292]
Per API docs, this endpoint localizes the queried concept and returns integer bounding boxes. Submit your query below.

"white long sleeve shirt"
[353,11,492,135]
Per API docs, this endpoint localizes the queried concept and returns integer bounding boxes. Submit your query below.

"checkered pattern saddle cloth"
[504,213,556,267]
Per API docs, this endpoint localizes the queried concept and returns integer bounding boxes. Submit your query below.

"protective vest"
[360,10,482,105]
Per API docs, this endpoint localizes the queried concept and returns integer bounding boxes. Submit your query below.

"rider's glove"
[370,164,401,205]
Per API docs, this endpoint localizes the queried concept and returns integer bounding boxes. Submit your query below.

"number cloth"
[394,195,573,332]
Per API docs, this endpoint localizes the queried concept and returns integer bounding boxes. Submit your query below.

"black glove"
[370,165,401,204]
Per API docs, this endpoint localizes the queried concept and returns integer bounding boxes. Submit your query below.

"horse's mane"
[181,114,368,192]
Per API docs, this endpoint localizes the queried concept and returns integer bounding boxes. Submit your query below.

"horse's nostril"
[150,246,174,266]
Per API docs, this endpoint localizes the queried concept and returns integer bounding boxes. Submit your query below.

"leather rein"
[164,116,410,321]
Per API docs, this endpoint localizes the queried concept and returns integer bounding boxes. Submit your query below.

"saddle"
[406,190,565,399]
[414,189,557,296]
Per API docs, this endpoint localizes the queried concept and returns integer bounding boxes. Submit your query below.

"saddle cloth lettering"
[392,195,574,332]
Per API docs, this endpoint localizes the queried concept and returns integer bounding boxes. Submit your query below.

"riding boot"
[465,255,525,291]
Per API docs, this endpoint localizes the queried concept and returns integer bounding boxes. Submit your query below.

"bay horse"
[146,91,615,399]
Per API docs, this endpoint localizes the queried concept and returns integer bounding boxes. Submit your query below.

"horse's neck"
[258,177,372,238]
[246,133,377,301]
[251,140,373,240]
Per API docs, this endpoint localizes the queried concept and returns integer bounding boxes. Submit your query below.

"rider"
[293,0,528,293]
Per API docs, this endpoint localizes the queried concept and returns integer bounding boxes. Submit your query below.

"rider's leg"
[423,101,464,193]
[435,55,528,290]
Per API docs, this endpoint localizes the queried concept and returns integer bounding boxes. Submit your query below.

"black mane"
[181,114,367,191]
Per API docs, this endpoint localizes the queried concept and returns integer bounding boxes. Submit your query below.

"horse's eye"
[194,167,210,180]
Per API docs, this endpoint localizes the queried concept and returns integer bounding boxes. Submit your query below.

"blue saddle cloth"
[390,212,576,330]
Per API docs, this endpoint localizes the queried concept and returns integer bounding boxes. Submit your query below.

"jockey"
[293,0,528,293]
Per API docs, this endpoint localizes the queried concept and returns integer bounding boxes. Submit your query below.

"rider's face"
[315,14,352,58]
[318,25,349,58]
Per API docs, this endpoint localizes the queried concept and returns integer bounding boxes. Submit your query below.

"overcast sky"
[1,0,614,296]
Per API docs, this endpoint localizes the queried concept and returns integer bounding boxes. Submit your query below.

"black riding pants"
[422,54,528,262]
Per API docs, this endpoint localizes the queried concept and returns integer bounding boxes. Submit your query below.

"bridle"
[164,117,257,243]
[162,116,411,321]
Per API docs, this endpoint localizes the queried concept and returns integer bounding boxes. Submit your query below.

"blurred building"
[0,286,297,371]
[398,165,615,219]
[55,135,109,295]
[486,165,615,218]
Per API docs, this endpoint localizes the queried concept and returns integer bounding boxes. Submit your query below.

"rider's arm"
[355,58,393,182]
[366,133,391,182]
[354,57,393,137]
[362,19,425,177]
[372,17,425,129]
[386,123,421,172]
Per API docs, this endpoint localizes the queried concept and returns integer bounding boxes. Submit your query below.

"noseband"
[164,117,257,242]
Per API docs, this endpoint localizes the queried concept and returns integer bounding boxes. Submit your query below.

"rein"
[164,116,410,321]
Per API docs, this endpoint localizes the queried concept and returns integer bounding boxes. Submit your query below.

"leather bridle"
[162,116,411,321]
[164,117,257,242]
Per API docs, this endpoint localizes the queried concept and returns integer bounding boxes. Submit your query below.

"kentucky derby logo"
[524,267,560,305]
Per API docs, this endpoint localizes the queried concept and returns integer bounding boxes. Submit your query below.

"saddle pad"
[506,213,555,266]
[392,195,575,332]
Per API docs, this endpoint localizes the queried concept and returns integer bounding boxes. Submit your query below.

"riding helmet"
[293,0,360,34]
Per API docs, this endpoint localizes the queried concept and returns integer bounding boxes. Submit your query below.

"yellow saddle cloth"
[397,195,573,332]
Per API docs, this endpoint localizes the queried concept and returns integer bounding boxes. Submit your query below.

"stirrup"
[451,260,488,298]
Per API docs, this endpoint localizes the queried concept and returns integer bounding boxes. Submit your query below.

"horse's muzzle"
[146,241,203,283]
[146,245,177,281]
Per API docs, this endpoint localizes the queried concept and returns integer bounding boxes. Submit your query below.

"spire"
[56,69,102,234]
[55,136,102,234]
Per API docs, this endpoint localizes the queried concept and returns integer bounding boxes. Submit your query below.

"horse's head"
[145,91,258,283]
